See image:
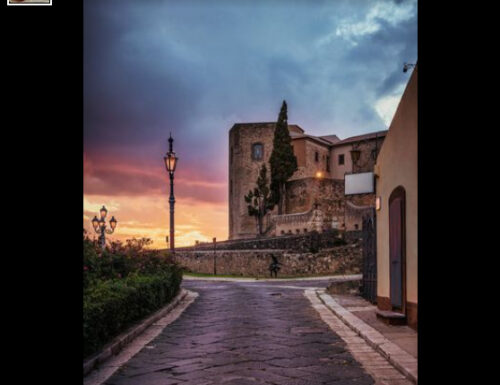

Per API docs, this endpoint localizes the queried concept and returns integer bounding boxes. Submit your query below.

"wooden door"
[389,187,405,311]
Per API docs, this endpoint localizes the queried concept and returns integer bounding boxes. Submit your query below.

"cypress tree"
[269,100,298,214]
[244,164,274,236]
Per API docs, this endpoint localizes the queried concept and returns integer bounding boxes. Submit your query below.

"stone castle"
[229,122,387,240]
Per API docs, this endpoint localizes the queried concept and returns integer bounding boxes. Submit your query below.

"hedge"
[83,266,182,358]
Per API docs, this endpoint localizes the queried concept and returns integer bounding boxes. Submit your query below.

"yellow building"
[374,64,418,330]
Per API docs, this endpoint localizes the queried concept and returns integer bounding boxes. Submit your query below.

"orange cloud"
[83,194,228,249]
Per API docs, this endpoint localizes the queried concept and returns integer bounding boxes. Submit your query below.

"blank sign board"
[345,172,374,195]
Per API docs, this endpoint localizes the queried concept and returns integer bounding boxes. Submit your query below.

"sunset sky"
[83,0,417,248]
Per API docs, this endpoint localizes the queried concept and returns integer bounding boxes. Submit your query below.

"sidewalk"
[317,290,418,383]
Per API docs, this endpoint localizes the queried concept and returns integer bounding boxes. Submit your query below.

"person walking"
[269,254,282,278]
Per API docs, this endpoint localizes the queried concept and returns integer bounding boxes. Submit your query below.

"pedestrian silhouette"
[269,254,281,278]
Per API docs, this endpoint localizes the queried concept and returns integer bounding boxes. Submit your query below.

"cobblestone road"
[104,279,375,385]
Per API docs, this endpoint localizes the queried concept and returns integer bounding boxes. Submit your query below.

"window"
[315,152,319,162]
[252,143,263,160]
[326,156,330,172]
[338,154,345,165]
[230,147,233,163]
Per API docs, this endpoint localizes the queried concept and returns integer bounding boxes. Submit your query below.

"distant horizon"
[83,0,417,248]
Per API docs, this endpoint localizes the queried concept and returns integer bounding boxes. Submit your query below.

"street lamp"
[403,62,416,73]
[91,205,117,249]
[164,133,178,252]
[213,237,217,275]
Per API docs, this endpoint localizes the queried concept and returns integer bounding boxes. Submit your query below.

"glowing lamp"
[109,216,117,230]
[164,151,178,174]
[315,171,323,179]
[100,205,108,219]
[91,216,99,230]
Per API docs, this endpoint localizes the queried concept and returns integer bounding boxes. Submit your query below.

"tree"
[244,164,274,236]
[269,100,298,214]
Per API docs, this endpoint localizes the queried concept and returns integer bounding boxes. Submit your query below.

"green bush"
[83,267,182,358]
[83,233,182,359]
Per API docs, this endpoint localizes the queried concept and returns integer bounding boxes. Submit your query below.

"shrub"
[83,266,182,358]
[83,236,175,291]
[83,234,182,358]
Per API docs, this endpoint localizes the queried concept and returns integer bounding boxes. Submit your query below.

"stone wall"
[351,137,385,174]
[285,177,375,232]
[176,229,363,253]
[173,243,362,277]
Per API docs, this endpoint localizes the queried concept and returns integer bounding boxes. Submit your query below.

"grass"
[183,272,258,279]
[182,271,348,279]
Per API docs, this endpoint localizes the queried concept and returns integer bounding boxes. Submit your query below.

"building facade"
[374,65,417,330]
[228,122,387,240]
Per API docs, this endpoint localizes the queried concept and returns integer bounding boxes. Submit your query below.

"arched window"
[252,143,263,160]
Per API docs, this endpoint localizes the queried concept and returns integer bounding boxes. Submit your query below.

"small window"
[252,143,263,160]
[315,152,319,162]
[338,154,345,165]
[326,156,330,172]
[230,147,233,163]
[296,229,300,234]
[281,230,285,235]
[303,228,308,233]
[354,224,359,230]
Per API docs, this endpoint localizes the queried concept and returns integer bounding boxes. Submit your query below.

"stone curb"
[316,290,418,384]
[183,274,362,282]
[83,289,188,377]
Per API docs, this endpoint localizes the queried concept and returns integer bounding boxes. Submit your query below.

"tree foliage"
[244,164,274,235]
[269,100,298,214]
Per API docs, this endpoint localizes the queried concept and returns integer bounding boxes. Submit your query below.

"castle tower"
[228,122,304,240]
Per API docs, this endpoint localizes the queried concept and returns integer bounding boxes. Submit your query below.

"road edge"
[83,288,188,376]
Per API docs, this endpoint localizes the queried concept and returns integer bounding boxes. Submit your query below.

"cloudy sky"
[83,0,417,248]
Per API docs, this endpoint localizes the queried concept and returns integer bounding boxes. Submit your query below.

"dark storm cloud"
[84,0,417,198]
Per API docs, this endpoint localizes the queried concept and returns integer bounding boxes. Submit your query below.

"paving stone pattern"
[104,280,375,385]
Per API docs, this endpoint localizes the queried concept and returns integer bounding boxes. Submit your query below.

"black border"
[5,0,83,381]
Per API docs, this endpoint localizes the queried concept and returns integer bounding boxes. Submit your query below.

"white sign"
[345,172,374,195]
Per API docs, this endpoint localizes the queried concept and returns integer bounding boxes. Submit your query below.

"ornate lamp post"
[164,134,178,252]
[91,205,117,250]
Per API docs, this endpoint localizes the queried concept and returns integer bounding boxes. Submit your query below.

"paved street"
[104,279,375,385]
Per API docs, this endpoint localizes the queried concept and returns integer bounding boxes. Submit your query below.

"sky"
[83,0,418,248]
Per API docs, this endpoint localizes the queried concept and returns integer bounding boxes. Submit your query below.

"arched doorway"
[389,186,406,314]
